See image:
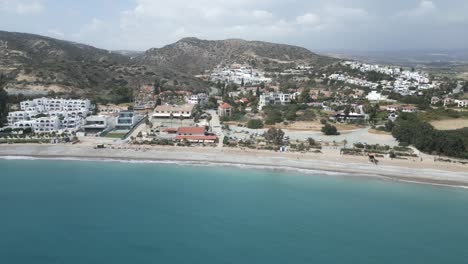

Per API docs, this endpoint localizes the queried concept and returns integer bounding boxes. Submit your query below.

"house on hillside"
[218,103,233,117]
[455,99,468,108]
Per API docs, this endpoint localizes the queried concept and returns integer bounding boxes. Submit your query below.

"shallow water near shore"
[1,159,468,263]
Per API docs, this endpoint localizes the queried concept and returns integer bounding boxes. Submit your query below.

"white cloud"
[296,13,321,26]
[397,1,436,18]
[16,1,43,14]
[0,0,44,14]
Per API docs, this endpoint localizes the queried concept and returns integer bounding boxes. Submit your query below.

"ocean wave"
[0,155,351,177]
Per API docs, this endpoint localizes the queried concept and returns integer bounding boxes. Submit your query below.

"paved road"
[207,110,224,148]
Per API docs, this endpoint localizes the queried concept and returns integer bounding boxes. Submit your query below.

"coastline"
[1,144,468,188]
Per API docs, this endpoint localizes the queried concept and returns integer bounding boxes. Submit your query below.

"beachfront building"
[218,103,233,117]
[258,92,291,110]
[32,116,61,133]
[7,110,37,125]
[20,98,92,116]
[175,127,217,143]
[116,110,144,130]
[153,104,195,119]
[83,115,112,132]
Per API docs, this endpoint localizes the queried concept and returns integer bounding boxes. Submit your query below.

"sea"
[1,158,468,264]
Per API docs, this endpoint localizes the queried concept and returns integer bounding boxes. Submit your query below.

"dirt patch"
[368,129,392,135]
[431,119,468,130]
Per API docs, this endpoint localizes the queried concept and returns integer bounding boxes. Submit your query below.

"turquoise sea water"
[1,159,468,263]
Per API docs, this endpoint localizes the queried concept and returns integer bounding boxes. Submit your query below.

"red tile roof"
[219,103,232,109]
[176,135,218,141]
[177,126,206,135]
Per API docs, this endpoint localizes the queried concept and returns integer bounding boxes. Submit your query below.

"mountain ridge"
[0,30,336,102]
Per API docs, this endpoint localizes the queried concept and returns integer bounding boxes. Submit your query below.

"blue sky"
[1,0,467,51]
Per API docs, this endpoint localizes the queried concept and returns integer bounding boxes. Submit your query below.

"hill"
[0,31,203,103]
[137,37,335,75]
[0,31,336,103]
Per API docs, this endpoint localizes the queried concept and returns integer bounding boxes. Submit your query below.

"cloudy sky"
[0,0,467,51]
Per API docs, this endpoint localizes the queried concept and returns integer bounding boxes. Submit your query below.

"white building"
[33,116,60,133]
[20,98,91,115]
[7,110,37,125]
[116,111,144,130]
[83,115,111,131]
[187,94,208,105]
[153,104,195,119]
[366,91,385,103]
[455,100,468,108]
[258,93,291,110]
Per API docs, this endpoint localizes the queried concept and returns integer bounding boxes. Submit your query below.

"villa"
[116,111,144,130]
[218,103,233,117]
[258,92,291,110]
[83,115,112,132]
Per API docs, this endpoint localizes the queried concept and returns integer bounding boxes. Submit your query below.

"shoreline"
[1,144,468,188]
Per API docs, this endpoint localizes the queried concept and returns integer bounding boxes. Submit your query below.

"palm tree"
[169,113,174,128]
[207,115,212,131]
[179,115,184,127]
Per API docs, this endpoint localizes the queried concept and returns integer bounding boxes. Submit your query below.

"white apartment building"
[33,116,61,133]
[258,93,291,110]
[20,98,91,116]
[9,97,93,133]
[7,110,38,125]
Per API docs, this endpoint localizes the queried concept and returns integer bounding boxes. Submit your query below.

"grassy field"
[104,133,127,139]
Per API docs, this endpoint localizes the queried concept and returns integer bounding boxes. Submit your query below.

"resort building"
[32,116,60,133]
[175,126,217,143]
[258,92,291,110]
[7,110,37,125]
[153,104,195,119]
[218,103,233,117]
[20,98,91,116]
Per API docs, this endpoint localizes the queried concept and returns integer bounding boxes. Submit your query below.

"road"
[207,110,224,148]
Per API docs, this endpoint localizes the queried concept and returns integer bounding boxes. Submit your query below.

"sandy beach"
[1,143,468,188]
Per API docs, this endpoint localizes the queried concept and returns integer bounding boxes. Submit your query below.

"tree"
[264,128,285,145]
[169,113,174,128]
[307,137,316,146]
[179,114,184,127]
[299,88,311,103]
[0,75,8,127]
[153,78,161,95]
[206,115,212,131]
[247,119,264,129]
[241,78,245,87]
[223,136,229,145]
[321,124,339,135]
